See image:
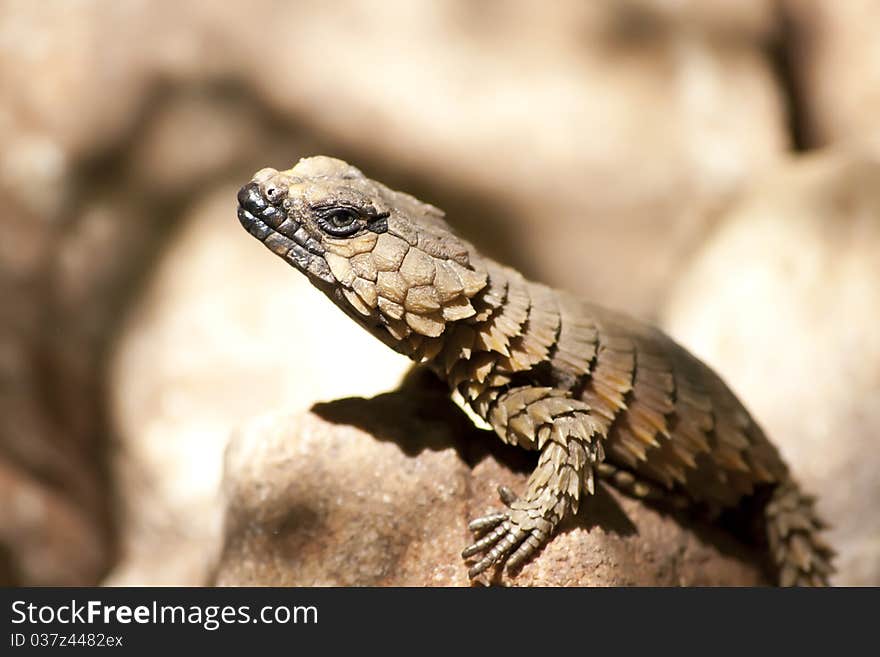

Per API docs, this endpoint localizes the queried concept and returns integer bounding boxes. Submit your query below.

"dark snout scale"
[237,182,265,213]
[238,182,285,233]
[236,183,272,239]
[236,155,835,586]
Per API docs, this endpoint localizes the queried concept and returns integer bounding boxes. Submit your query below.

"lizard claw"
[497,485,518,507]
[462,515,527,578]
[462,503,554,578]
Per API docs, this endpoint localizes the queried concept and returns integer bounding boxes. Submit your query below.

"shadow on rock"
[304,374,767,585]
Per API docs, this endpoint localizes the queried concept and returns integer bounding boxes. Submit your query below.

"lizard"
[236,155,835,586]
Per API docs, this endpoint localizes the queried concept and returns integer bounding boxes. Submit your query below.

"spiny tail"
[765,477,835,586]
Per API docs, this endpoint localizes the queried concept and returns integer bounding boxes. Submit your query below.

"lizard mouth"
[236,182,334,286]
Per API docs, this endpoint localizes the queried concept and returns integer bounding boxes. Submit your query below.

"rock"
[0,189,116,584]
[0,1,151,175]
[105,186,410,585]
[216,385,766,586]
[781,1,880,148]
[662,147,880,585]
[129,89,267,196]
[0,461,107,586]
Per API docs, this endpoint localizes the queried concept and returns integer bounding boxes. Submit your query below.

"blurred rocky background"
[0,0,876,586]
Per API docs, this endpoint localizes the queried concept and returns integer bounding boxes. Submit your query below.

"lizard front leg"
[462,387,606,578]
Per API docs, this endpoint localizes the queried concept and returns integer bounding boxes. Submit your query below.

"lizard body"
[237,156,834,585]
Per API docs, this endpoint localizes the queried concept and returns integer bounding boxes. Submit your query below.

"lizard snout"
[237,182,285,231]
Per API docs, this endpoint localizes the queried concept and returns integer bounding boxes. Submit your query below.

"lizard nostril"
[264,183,287,205]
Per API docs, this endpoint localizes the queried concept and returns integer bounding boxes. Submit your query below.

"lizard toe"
[467,512,507,534]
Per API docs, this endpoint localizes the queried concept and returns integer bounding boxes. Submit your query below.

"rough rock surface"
[663,147,880,585]
[216,384,767,586]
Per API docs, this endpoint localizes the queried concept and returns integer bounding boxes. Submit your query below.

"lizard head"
[237,156,488,355]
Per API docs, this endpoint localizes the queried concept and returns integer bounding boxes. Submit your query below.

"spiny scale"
[440,262,833,584]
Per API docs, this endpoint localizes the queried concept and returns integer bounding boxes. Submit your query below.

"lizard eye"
[315,208,362,237]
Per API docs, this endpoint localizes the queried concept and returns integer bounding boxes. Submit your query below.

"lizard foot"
[462,488,555,578]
